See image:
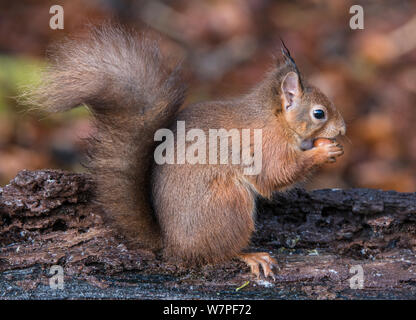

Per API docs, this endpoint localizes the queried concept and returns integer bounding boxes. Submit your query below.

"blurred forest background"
[0,0,415,191]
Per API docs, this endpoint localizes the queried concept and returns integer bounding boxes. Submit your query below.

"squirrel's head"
[274,41,346,142]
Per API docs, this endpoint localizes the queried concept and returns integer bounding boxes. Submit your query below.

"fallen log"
[1,169,416,299]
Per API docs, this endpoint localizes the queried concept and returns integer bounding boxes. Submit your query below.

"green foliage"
[0,55,88,119]
[0,55,42,113]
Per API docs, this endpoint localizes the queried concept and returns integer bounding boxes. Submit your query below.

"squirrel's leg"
[238,252,279,280]
[278,141,344,184]
[301,141,344,170]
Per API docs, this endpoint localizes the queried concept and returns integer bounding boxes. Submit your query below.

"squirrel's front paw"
[314,140,344,163]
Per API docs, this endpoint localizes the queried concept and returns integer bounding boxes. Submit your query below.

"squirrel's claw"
[239,252,278,280]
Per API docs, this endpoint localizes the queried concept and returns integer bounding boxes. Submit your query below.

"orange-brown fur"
[28,25,345,267]
[28,25,185,250]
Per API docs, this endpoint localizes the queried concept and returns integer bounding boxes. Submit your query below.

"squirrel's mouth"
[300,137,336,151]
[300,139,314,151]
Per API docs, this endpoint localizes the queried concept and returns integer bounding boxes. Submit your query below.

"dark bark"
[1,170,416,299]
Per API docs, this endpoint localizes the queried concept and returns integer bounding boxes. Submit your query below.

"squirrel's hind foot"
[238,252,279,280]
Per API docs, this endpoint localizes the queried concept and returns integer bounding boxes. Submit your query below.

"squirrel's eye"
[313,109,325,120]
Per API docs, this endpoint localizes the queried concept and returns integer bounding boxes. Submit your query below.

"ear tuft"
[280,39,304,90]
[281,71,301,110]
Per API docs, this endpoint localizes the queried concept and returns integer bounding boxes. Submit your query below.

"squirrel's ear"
[280,39,304,90]
[281,71,301,110]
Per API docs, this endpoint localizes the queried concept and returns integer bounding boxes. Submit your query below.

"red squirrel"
[29,25,345,279]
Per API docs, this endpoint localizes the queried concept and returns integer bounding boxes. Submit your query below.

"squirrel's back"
[28,25,186,249]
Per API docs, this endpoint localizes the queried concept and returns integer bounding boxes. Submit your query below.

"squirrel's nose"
[339,125,346,136]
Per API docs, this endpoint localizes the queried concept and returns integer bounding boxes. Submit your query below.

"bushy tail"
[29,25,185,249]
